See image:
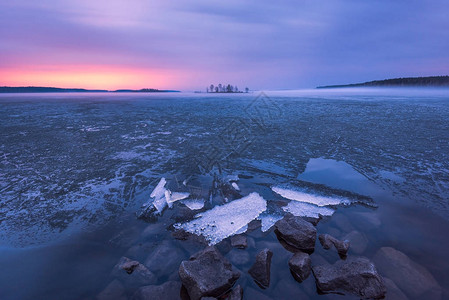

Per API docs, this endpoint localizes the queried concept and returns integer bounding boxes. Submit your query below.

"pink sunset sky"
[1,0,448,90]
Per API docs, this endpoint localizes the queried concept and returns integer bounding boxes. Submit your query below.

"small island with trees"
[317,76,449,89]
[206,84,249,93]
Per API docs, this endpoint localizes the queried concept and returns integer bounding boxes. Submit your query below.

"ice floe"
[272,186,349,206]
[174,192,267,245]
[258,214,283,232]
[166,191,190,208]
[181,199,205,210]
[141,178,190,214]
[282,201,335,218]
[231,182,240,191]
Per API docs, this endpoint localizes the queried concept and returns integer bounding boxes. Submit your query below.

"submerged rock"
[132,281,182,300]
[343,230,368,254]
[144,240,185,276]
[373,247,442,299]
[275,214,317,253]
[227,285,243,300]
[318,233,350,257]
[288,252,311,282]
[231,234,247,249]
[96,279,126,300]
[312,257,386,299]
[383,277,408,300]
[226,249,250,266]
[248,248,273,289]
[179,246,240,300]
[112,257,156,287]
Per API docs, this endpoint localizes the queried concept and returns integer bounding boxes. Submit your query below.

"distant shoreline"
[317,76,449,89]
[0,86,180,93]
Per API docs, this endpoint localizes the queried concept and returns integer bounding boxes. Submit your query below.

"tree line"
[207,84,249,93]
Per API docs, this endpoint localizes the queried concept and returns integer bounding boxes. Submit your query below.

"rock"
[383,277,408,300]
[288,252,311,282]
[312,257,386,299]
[226,249,250,266]
[373,247,442,299]
[112,257,156,288]
[318,234,350,257]
[248,248,273,289]
[226,285,243,300]
[97,279,126,300]
[343,231,368,254]
[179,246,240,300]
[275,215,317,253]
[145,240,185,276]
[132,281,182,300]
[231,235,247,249]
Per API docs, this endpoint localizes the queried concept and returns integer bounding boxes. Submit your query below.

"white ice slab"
[282,201,335,218]
[174,192,267,245]
[166,191,190,208]
[181,199,205,210]
[258,214,283,232]
[150,178,167,199]
[272,186,349,206]
[231,182,240,191]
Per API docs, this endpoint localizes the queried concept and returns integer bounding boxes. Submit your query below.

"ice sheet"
[272,186,349,206]
[174,192,267,245]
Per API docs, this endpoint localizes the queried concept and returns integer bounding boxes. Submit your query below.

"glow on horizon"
[0,66,179,90]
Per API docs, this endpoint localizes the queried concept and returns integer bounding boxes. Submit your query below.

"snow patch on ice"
[174,192,267,245]
[282,201,335,218]
[272,186,349,206]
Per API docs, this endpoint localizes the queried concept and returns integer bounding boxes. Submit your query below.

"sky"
[0,0,448,90]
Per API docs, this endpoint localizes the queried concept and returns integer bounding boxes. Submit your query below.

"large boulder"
[275,215,317,253]
[312,257,386,299]
[132,281,182,300]
[318,233,350,257]
[288,252,311,282]
[248,248,273,289]
[179,246,240,300]
[112,257,156,288]
[373,247,442,299]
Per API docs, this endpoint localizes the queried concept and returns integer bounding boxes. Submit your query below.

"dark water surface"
[0,89,448,299]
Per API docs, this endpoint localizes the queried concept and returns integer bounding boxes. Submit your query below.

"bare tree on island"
[245,87,249,93]
[206,83,246,93]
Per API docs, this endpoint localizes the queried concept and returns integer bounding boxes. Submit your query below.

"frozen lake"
[0,88,448,299]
